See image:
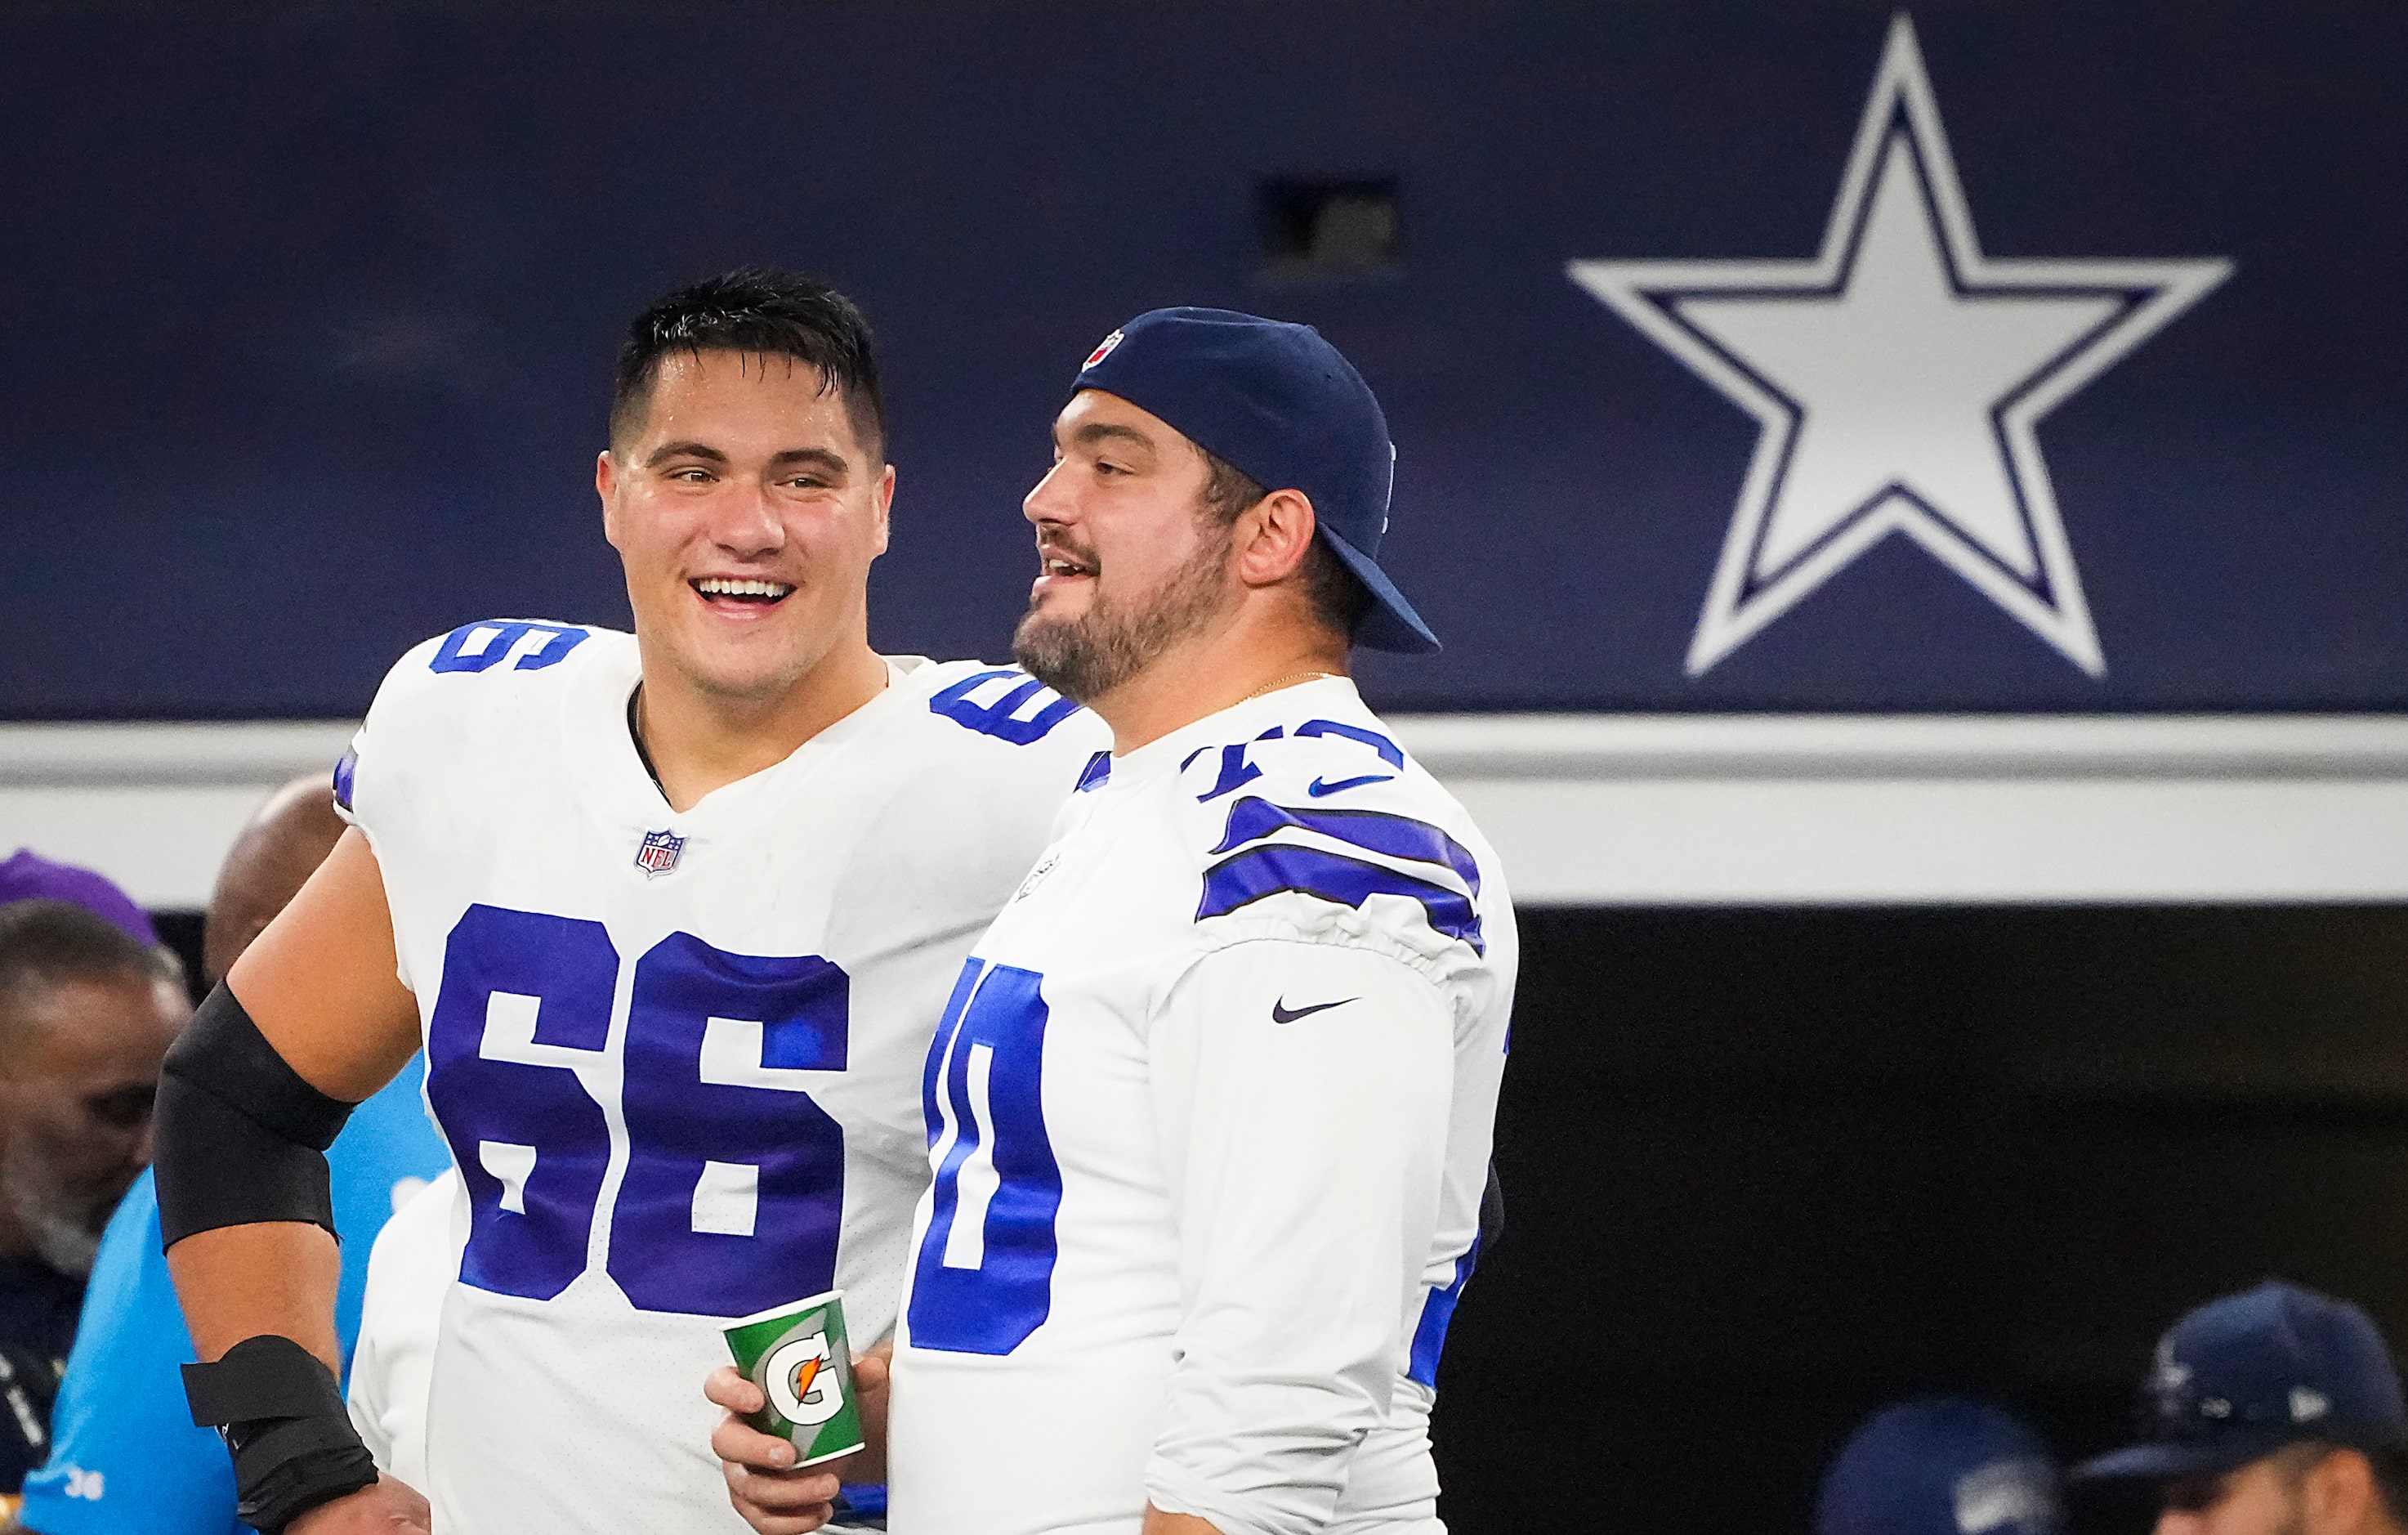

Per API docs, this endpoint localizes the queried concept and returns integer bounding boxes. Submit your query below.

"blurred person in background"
[1816,1396,2064,1535]
[0,855,169,965]
[2075,1280,2408,1535]
[9,774,448,1535]
[0,884,186,1507]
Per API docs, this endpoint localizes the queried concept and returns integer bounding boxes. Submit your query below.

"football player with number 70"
[153,270,1107,1535]
[709,309,1517,1535]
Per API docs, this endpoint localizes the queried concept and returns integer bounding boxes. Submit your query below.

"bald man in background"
[11,775,449,1535]
[200,776,351,989]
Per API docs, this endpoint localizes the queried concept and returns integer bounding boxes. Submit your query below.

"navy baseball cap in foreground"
[2075,1281,2408,1484]
[1817,1397,2062,1535]
[1070,307,1441,654]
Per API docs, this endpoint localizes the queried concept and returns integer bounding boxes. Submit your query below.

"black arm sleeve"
[154,982,360,1251]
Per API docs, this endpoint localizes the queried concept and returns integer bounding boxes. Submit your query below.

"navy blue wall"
[2,3,2401,717]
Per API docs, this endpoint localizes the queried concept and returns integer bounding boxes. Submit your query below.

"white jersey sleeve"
[1143,942,1455,1535]
[331,617,600,996]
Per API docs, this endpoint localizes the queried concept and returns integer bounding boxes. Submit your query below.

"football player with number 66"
[154,270,1105,1535]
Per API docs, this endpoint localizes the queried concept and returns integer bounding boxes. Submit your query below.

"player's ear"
[1234,489,1316,590]
[2302,1448,2373,1535]
[869,463,896,558]
[597,450,627,551]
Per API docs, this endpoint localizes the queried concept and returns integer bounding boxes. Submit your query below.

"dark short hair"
[0,899,177,1023]
[610,268,887,462]
[1197,448,1374,641]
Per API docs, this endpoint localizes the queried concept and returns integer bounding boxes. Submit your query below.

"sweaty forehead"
[628,350,869,456]
[646,350,827,415]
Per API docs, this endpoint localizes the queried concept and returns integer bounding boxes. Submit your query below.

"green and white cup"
[722,1287,866,1468]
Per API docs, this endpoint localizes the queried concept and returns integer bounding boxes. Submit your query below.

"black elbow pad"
[154,983,360,1251]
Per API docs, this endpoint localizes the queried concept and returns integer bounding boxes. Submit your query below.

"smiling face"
[1012,389,1241,704]
[599,349,892,707]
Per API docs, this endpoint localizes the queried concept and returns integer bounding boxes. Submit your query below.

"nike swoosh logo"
[1308,773,1396,796]
[1271,996,1358,1025]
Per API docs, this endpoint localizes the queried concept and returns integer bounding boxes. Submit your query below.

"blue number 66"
[424,904,850,1318]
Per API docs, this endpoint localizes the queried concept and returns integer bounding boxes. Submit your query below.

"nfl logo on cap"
[635,829,684,877]
[1083,329,1124,369]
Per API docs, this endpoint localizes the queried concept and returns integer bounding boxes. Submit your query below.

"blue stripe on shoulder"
[928,669,1081,744]
[1296,718,1404,768]
[1210,797,1481,896]
[1196,844,1484,954]
[427,620,589,674]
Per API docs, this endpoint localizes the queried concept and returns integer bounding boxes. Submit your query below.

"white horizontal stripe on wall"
[0,723,354,909]
[6,716,2408,908]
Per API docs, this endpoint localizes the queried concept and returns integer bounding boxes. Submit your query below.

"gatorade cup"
[722,1287,867,1467]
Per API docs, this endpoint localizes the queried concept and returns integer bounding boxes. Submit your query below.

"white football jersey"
[335,618,1106,1534]
[889,677,1514,1535]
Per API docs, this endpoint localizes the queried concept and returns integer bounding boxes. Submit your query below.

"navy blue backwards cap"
[2075,1281,2408,1484]
[1817,1398,2063,1535]
[1071,307,1440,654]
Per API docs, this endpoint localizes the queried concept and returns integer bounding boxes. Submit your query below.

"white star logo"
[1569,14,2232,677]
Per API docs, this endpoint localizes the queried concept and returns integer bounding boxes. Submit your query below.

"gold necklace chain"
[1239,669,1342,704]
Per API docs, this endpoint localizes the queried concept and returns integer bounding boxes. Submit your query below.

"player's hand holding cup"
[285,1474,433,1534]
[708,1289,887,1535]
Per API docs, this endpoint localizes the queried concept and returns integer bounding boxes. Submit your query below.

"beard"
[1014,525,1232,703]
[0,1139,111,1279]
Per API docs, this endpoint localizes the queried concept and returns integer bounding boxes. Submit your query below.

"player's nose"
[1023,460,1074,526]
[706,477,786,559]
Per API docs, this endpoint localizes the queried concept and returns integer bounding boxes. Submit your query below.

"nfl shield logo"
[1082,329,1124,369]
[635,829,684,878]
